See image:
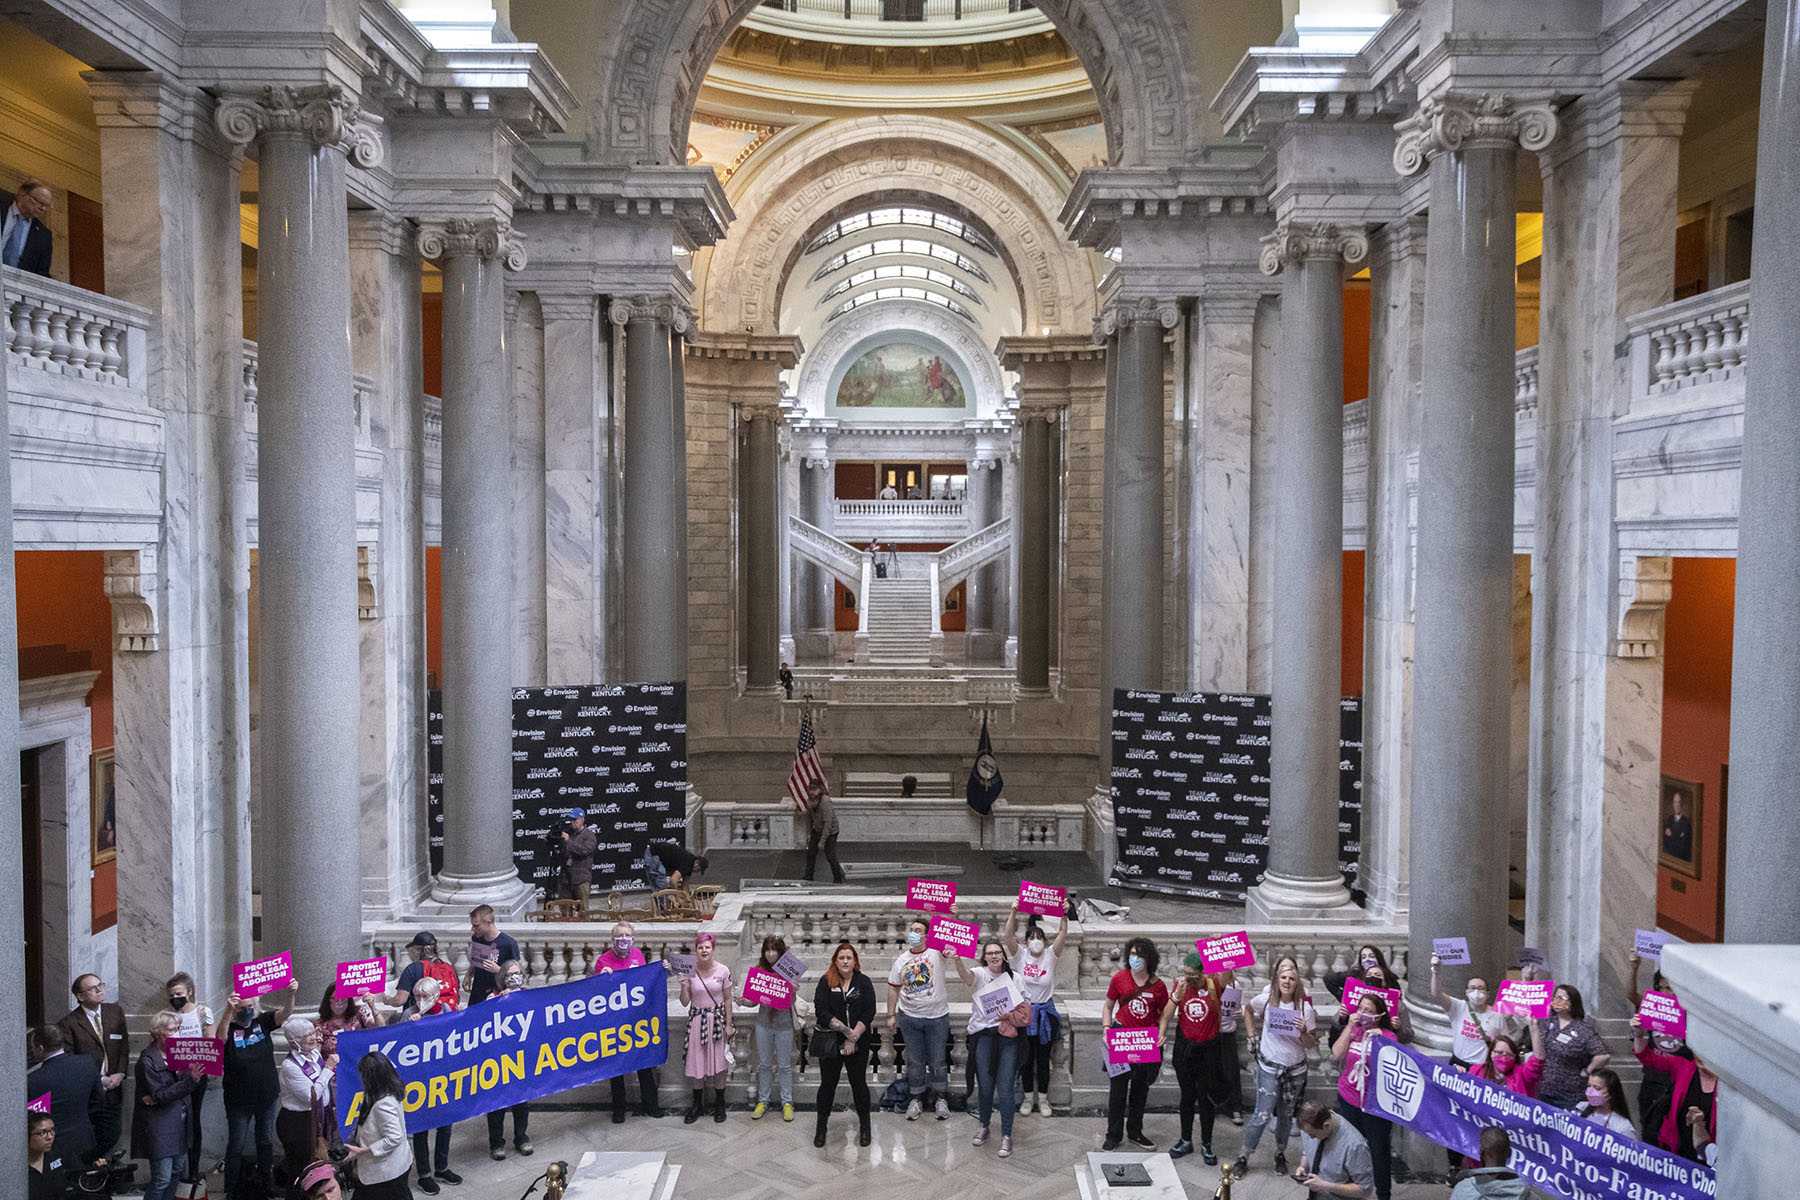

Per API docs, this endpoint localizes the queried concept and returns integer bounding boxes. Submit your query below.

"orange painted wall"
[1343,283,1372,405]
[941,580,967,632]
[834,580,860,632]
[1657,557,1734,942]
[425,546,442,688]
[1342,550,1365,697]
[15,551,113,749]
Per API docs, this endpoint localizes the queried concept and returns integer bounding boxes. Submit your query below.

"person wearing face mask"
[1428,957,1519,1071]
[133,1010,208,1200]
[591,922,666,1122]
[886,918,957,1122]
[1534,979,1609,1109]
[1332,995,1398,1200]
[1327,946,1412,1047]
[965,939,1031,1156]
[813,942,876,1148]
[1002,901,1066,1117]
[276,1017,336,1192]
[1100,937,1168,1152]
[1471,1023,1546,1098]
[164,972,215,1184]
[482,964,534,1160]
[679,933,735,1124]
[1157,953,1227,1164]
[1630,1015,1717,1161]
[213,981,298,1200]
[746,935,797,1121]
[1576,1068,1635,1139]
[1234,955,1318,1180]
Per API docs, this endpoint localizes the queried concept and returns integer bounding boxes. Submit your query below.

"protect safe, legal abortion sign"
[334,963,669,1136]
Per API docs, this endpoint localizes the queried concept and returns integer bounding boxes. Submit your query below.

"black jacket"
[1,192,52,277]
[813,971,876,1040]
[27,1051,105,1162]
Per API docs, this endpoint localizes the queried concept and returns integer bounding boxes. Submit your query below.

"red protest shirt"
[1107,971,1169,1029]
[1175,983,1220,1043]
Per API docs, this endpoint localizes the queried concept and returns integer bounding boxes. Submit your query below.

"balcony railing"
[837,499,965,517]
[4,267,148,398]
[760,0,1033,18]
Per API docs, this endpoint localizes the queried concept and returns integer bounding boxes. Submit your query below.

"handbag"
[813,1028,843,1059]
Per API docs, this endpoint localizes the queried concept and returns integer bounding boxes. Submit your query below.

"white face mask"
[1027,938,1045,954]
[1467,990,1488,1008]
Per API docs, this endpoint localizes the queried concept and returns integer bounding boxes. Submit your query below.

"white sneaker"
[905,1098,923,1121]
[1026,1091,1040,1115]
[935,1097,950,1120]
[972,1125,990,1146]
[1038,1095,1053,1116]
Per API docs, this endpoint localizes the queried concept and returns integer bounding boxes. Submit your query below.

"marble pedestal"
[1076,1152,1186,1200]
[563,1150,680,1200]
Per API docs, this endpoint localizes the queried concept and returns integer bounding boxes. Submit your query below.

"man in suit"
[1,177,53,276]
[56,973,129,1156]
[26,1024,106,1167]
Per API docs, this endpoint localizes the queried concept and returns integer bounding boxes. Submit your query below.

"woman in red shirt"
[1101,936,1168,1151]
[1158,952,1227,1165]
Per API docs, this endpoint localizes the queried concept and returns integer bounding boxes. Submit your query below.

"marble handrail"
[837,499,965,517]
[788,513,866,586]
[4,267,148,392]
[1515,346,1540,419]
[936,515,1011,583]
[1627,280,1751,396]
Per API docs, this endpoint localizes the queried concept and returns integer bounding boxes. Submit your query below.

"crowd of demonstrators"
[1100,936,1167,1152]
[1533,976,1610,1110]
[592,922,666,1123]
[745,935,797,1121]
[1001,902,1065,1117]
[220,980,300,1199]
[813,943,875,1147]
[1628,951,1692,1139]
[1234,954,1318,1179]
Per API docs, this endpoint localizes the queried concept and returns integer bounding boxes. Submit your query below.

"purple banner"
[1364,1041,1715,1200]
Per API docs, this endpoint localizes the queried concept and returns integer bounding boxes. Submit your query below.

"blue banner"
[334,963,668,1136]
[1365,1041,1715,1200]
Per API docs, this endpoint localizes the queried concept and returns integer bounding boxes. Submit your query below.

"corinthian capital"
[1393,92,1558,176]
[1091,296,1181,344]
[608,295,694,338]
[415,218,528,270]
[1259,222,1370,276]
[214,85,383,168]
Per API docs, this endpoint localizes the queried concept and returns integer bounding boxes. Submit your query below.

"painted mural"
[835,343,967,409]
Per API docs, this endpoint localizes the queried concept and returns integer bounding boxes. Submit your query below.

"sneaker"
[1038,1095,1054,1116]
[973,1126,990,1146]
[935,1097,950,1120]
[752,1102,767,1120]
[1169,1139,1194,1160]
[1275,1152,1289,1176]
[517,1139,533,1157]
[436,1169,463,1186]
[998,1136,1012,1158]
[1231,1157,1248,1181]
[1101,1136,1122,1152]
[1230,1111,1245,1126]
[782,1103,795,1122]
[418,1179,441,1196]
[1126,1132,1154,1149]
[1201,1145,1218,1166]
[905,1098,923,1121]
[490,1148,506,1162]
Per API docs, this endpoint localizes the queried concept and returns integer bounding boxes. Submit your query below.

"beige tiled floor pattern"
[440,1105,1446,1199]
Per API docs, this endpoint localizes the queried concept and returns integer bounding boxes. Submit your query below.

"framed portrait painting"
[1658,774,1701,879]
[90,749,116,867]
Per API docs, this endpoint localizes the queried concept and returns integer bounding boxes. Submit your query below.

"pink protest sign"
[742,967,794,1011]
[1494,978,1555,1019]
[1017,880,1067,918]
[1342,977,1402,1018]
[1638,990,1686,1037]
[1104,1026,1162,1064]
[335,958,387,999]
[906,878,957,913]
[27,1092,49,1114]
[233,952,293,1000]
[925,916,979,957]
[165,1037,225,1077]
[1197,931,1256,973]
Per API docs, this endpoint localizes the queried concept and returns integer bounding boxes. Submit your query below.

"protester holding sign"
[340,1052,412,1199]
[1234,955,1317,1181]
[1331,993,1398,1200]
[965,940,1031,1156]
[1428,955,1519,1070]
[1100,936,1167,1152]
[276,1017,336,1189]
[746,934,798,1122]
[483,962,535,1161]
[813,942,877,1148]
[1533,979,1610,1109]
[677,933,735,1124]
[591,923,666,1124]
[1470,1021,1546,1100]
[1158,954,1226,1165]
[1326,946,1411,1046]
[1631,1015,1718,1161]
[315,985,379,1059]
[887,917,957,1121]
[215,980,298,1200]
[1002,901,1067,1118]
[133,1010,208,1200]
[164,972,215,1185]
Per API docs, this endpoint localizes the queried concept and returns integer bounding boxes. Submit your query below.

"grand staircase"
[862,575,935,665]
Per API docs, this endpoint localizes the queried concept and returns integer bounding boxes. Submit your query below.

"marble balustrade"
[780,671,1019,706]
[3,267,147,391]
[700,795,1081,851]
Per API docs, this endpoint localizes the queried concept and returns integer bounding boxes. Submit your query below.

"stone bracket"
[103,547,160,653]
[1615,554,1672,658]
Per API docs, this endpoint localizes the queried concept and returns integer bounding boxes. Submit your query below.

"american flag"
[786,710,826,811]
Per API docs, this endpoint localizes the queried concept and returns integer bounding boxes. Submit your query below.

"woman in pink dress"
[681,933,735,1124]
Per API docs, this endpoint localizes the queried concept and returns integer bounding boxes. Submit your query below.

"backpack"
[421,958,460,1011]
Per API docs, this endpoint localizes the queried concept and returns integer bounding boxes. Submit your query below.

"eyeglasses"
[30,1127,54,1138]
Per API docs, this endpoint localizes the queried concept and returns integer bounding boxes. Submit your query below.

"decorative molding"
[415,218,527,270]
[608,295,694,338]
[1616,554,1673,659]
[1392,92,1558,176]
[801,457,832,471]
[1092,297,1181,344]
[1258,221,1370,275]
[102,548,159,653]
[213,85,384,168]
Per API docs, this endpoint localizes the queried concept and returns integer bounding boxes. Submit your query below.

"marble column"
[420,219,534,914]
[89,75,254,1009]
[1394,94,1557,1021]
[613,296,691,684]
[1018,413,1054,694]
[1097,298,1177,716]
[540,293,604,686]
[742,406,782,692]
[0,251,23,1187]
[216,85,375,986]
[348,211,430,918]
[1727,0,1800,945]
[1530,82,1694,1007]
[797,457,835,657]
[1246,295,1281,693]
[1360,216,1428,924]
[965,458,1003,660]
[1247,224,1367,923]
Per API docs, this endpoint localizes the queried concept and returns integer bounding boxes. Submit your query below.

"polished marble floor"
[432,1102,1448,1199]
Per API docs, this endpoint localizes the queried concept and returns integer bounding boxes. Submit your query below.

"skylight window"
[826,287,978,324]
[806,207,999,255]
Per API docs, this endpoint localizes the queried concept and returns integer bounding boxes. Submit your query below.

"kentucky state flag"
[966,714,1003,815]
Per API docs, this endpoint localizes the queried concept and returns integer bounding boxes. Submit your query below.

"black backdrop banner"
[427,683,688,893]
[1108,689,1362,902]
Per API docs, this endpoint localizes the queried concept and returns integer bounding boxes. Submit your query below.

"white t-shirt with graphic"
[887,949,949,1020]
[1249,992,1316,1067]
[1017,943,1056,1004]
[1445,997,1520,1064]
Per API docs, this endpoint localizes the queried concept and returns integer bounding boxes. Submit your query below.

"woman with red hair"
[812,942,876,1148]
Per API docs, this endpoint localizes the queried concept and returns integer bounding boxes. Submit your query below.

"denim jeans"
[224,1097,278,1192]
[970,1029,1020,1136]
[144,1154,181,1200]
[752,1019,794,1104]
[643,856,672,892]
[896,1012,949,1096]
[1241,1057,1305,1155]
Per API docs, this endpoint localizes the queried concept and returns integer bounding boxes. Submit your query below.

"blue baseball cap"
[568,807,585,820]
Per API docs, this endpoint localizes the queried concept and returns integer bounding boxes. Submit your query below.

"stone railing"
[701,795,1078,853]
[936,515,1011,585]
[4,267,148,397]
[786,667,1017,706]
[788,513,867,586]
[367,921,711,993]
[423,394,442,447]
[837,499,966,517]
[1625,280,1750,407]
[1515,346,1540,421]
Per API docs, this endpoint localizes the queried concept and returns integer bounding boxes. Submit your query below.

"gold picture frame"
[91,749,116,866]
[1658,774,1701,880]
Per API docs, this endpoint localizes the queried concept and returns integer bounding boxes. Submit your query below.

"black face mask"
[232,1008,254,1027]
[170,995,190,1010]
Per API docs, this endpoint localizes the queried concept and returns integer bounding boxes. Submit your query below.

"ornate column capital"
[1091,296,1182,345]
[970,457,1002,472]
[609,294,694,339]
[213,85,383,168]
[1392,92,1558,176]
[1258,221,1369,276]
[416,218,527,271]
[802,456,833,471]
[740,402,785,426]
